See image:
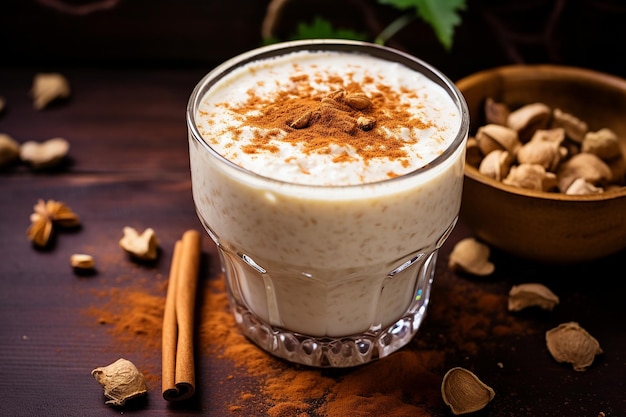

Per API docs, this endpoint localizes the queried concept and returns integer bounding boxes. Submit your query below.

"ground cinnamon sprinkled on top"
[224,75,432,166]
[195,51,460,185]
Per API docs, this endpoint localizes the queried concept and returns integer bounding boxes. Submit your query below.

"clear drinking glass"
[187,40,469,367]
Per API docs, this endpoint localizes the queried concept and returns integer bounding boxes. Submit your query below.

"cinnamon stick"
[162,229,202,401]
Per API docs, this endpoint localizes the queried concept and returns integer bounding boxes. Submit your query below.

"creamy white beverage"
[188,40,468,367]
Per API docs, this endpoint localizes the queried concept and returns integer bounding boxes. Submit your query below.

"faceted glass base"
[224,251,437,368]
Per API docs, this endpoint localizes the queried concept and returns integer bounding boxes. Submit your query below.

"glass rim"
[186,39,469,189]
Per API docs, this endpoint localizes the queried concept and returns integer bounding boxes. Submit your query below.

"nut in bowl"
[456,65,626,264]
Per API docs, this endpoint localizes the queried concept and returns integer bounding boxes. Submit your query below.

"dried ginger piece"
[31,72,71,110]
[448,237,495,276]
[556,153,612,192]
[119,226,159,260]
[545,322,602,371]
[508,283,559,311]
[503,163,558,191]
[91,358,147,406]
[484,97,510,126]
[506,102,551,142]
[441,367,495,415]
[582,128,622,160]
[565,178,603,195]
[551,108,588,143]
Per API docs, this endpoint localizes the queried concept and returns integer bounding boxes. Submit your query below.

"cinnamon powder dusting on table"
[84,266,530,416]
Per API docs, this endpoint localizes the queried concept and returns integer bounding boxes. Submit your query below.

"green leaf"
[378,0,466,50]
[291,16,368,41]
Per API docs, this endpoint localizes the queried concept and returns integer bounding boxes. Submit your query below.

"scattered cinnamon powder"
[210,71,436,170]
[85,285,166,387]
[83,263,531,416]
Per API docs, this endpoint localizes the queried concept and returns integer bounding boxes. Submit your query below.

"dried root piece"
[503,163,558,191]
[441,367,495,415]
[448,237,495,276]
[565,178,604,195]
[484,97,510,126]
[545,322,602,371]
[119,226,159,260]
[31,72,71,110]
[465,137,483,167]
[91,358,147,407]
[551,108,588,143]
[556,153,612,192]
[475,124,521,156]
[70,253,96,270]
[20,137,70,169]
[517,129,568,171]
[507,102,552,143]
[607,155,626,185]
[582,128,622,160]
[26,199,80,247]
[0,133,20,167]
[478,149,512,181]
[508,283,559,312]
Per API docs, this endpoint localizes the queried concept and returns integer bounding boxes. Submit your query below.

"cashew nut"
[448,237,495,276]
[20,137,70,169]
[119,226,159,260]
[70,253,96,270]
[31,72,71,110]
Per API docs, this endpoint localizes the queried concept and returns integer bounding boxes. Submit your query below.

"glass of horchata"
[187,40,469,367]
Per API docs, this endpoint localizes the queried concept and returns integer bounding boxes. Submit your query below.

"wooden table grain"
[1,67,625,417]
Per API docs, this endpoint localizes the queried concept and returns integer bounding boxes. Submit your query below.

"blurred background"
[2,0,626,82]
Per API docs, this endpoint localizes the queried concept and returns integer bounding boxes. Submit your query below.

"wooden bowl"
[456,65,626,263]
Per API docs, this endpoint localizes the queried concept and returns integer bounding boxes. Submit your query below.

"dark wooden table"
[1,67,625,417]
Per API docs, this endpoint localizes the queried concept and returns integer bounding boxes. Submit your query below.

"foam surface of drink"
[195,50,461,186]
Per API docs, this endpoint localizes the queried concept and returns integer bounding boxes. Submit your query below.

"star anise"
[26,199,80,247]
